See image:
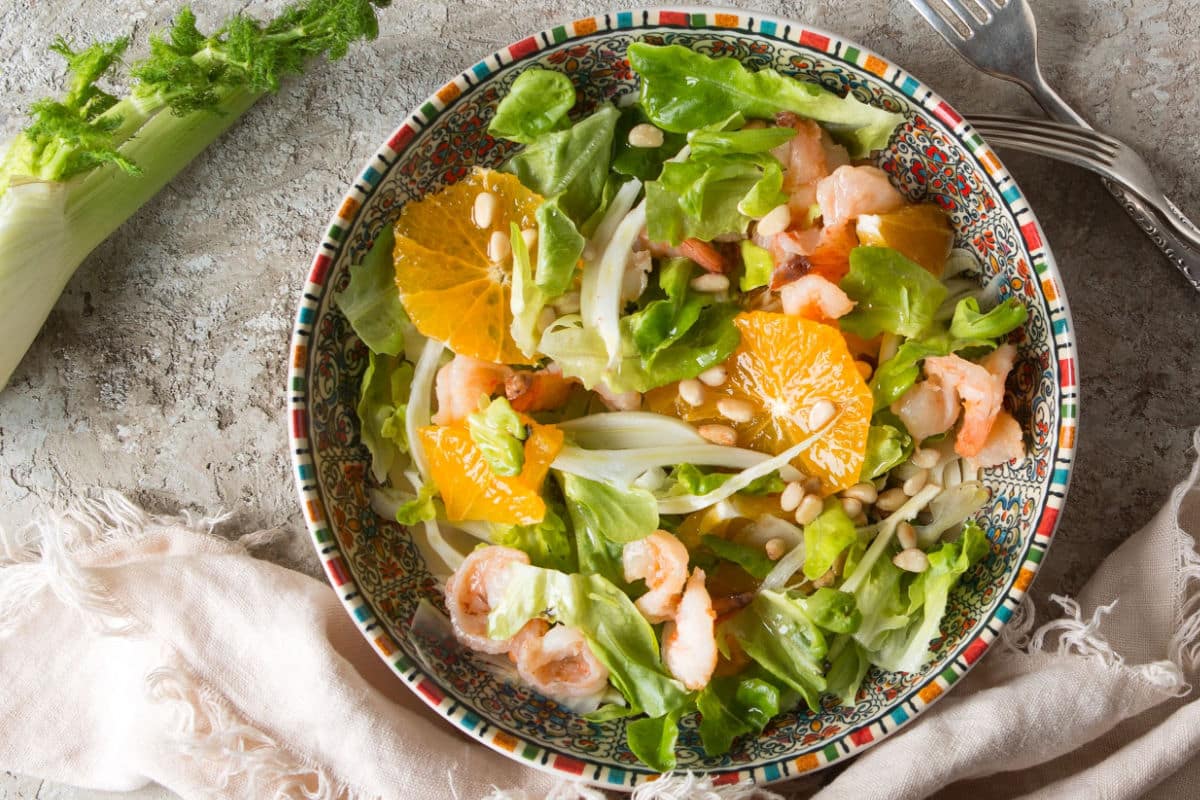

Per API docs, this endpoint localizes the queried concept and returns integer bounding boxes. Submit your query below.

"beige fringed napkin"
[2,434,1199,800]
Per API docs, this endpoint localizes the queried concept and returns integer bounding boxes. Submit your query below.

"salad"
[337,43,1029,770]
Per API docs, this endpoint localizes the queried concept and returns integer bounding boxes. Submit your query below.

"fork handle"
[1029,82,1200,290]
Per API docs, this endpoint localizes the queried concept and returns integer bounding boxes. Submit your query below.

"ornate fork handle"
[1099,179,1200,291]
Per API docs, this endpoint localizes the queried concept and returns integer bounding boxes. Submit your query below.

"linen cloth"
[1,435,1198,800]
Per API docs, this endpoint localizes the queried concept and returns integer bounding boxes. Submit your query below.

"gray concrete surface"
[1,0,1197,797]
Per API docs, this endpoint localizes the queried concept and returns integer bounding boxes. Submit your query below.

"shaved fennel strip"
[584,178,642,260]
[761,538,807,592]
[552,443,803,488]
[655,418,838,515]
[840,483,942,593]
[406,339,443,482]
[400,470,465,572]
[557,411,706,449]
[590,201,647,367]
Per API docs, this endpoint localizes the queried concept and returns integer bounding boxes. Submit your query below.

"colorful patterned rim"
[287,8,1078,790]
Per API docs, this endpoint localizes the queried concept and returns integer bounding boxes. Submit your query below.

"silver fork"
[969,115,1200,252]
[907,0,1200,290]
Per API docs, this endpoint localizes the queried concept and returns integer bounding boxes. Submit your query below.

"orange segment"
[645,312,871,495]
[419,420,564,525]
[855,204,953,276]
[394,168,542,365]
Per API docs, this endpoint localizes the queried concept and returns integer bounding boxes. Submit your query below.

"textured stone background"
[1,0,1197,797]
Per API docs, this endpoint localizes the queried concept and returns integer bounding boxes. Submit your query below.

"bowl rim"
[286,6,1078,790]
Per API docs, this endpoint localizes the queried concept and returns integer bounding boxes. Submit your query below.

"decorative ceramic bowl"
[287,8,1077,790]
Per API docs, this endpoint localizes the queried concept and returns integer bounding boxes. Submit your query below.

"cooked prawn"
[779,274,855,321]
[594,381,641,412]
[815,165,905,228]
[622,529,690,623]
[891,375,961,442]
[431,354,511,425]
[506,365,575,414]
[924,343,1016,457]
[444,545,529,653]
[510,619,610,700]
[971,409,1025,468]
[662,568,718,691]
[770,222,858,284]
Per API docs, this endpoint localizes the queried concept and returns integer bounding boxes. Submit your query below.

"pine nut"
[553,291,581,314]
[911,448,939,469]
[628,123,665,148]
[756,204,792,236]
[876,487,907,512]
[473,191,497,229]
[765,538,787,560]
[536,307,556,332]
[780,481,805,512]
[806,399,837,431]
[893,548,929,573]
[855,360,873,380]
[813,568,836,588]
[803,477,822,494]
[698,365,727,387]
[690,273,730,293]
[717,397,755,423]
[521,227,538,250]
[902,468,929,496]
[852,512,869,526]
[697,423,737,446]
[488,230,511,262]
[678,378,705,407]
[897,521,918,550]
[842,482,878,505]
[794,494,823,526]
[841,497,863,517]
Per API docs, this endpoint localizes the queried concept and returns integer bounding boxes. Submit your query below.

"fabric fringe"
[1168,428,1200,676]
[148,667,368,800]
[483,774,785,800]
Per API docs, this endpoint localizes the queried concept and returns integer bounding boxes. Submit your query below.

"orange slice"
[644,312,872,495]
[418,420,563,525]
[394,168,541,365]
[855,204,954,276]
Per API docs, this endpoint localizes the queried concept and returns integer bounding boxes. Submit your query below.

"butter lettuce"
[839,246,948,339]
[558,472,658,544]
[646,153,786,245]
[336,226,409,356]
[860,423,913,480]
[488,69,576,144]
[488,563,689,718]
[739,239,774,291]
[356,352,412,483]
[468,396,528,477]
[696,671,785,755]
[492,503,575,573]
[802,501,858,581]
[701,534,775,580]
[950,296,1028,340]
[612,104,685,181]
[628,43,904,157]
[534,199,585,297]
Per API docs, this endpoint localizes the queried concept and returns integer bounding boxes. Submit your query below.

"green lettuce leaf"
[612,104,686,181]
[492,502,575,573]
[860,423,913,481]
[646,153,786,245]
[628,258,709,357]
[628,43,904,157]
[869,522,990,672]
[670,463,786,497]
[627,705,688,772]
[559,472,658,545]
[509,220,546,358]
[739,239,774,291]
[688,126,796,157]
[356,352,412,483]
[504,103,619,223]
[534,198,585,297]
[488,68,575,144]
[696,672,782,756]
[950,296,1028,341]
[395,482,438,525]
[488,563,690,717]
[803,501,857,580]
[721,589,831,710]
[803,587,862,634]
[825,636,871,706]
[468,396,528,477]
[869,337,952,411]
[839,247,948,339]
[336,226,410,356]
[701,534,775,580]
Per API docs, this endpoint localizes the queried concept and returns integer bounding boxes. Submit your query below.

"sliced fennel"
[552,442,802,489]
[557,411,706,449]
[840,483,942,594]
[584,200,646,367]
[760,538,807,592]
[915,482,989,548]
[406,339,444,482]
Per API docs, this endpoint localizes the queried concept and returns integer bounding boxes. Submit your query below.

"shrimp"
[594,381,641,412]
[971,409,1025,468]
[771,222,858,285]
[891,375,961,442]
[444,545,529,653]
[622,530,690,623]
[507,365,575,414]
[815,165,905,228]
[782,118,830,191]
[510,619,610,700]
[924,343,1016,457]
[662,568,718,691]
[779,274,855,321]
[431,354,511,426]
